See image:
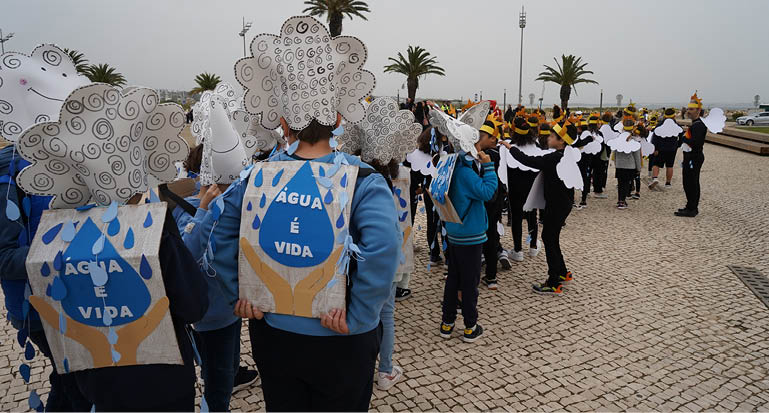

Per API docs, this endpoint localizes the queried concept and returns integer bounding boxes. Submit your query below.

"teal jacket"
[444,156,497,245]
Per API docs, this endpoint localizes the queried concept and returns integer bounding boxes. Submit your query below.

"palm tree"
[303,0,370,37]
[85,63,126,87]
[189,72,221,95]
[536,54,598,110]
[383,46,445,101]
[62,48,89,74]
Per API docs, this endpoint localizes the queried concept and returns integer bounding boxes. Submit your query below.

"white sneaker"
[497,250,511,269]
[593,192,608,199]
[376,366,403,391]
[510,250,524,262]
[648,178,659,190]
[529,241,542,257]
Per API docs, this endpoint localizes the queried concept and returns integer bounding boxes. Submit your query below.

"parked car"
[736,112,769,126]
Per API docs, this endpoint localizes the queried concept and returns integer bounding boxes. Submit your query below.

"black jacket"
[680,118,707,155]
[508,147,574,214]
[74,210,209,411]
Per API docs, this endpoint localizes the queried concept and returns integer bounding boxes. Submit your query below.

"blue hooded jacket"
[0,145,51,329]
[443,155,497,245]
[182,151,399,336]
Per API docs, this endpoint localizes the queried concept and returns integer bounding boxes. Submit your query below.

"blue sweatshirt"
[184,151,399,336]
[171,196,201,235]
[444,155,497,245]
[0,146,52,328]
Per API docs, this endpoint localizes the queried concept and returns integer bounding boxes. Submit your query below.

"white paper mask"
[199,95,248,185]
[0,44,89,142]
[234,16,375,131]
[190,82,242,145]
[339,97,421,164]
[16,84,189,208]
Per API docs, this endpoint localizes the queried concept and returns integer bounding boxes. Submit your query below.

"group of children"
[0,14,716,412]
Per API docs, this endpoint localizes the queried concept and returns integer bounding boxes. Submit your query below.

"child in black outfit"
[507,120,578,295]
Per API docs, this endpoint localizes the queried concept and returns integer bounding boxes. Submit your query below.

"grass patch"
[736,126,769,134]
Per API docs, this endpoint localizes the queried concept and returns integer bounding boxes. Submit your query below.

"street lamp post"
[518,6,526,106]
[503,88,507,110]
[0,29,15,55]
[238,17,253,58]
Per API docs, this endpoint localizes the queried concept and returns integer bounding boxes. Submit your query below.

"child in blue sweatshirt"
[0,145,91,411]
[184,118,399,411]
[439,123,499,343]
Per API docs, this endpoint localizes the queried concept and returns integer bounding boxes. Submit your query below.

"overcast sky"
[3,0,768,107]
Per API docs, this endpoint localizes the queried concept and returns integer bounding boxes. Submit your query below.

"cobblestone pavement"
[2,143,769,412]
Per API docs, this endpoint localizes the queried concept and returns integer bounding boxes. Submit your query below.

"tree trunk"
[407,77,418,101]
[560,83,571,111]
[329,12,343,36]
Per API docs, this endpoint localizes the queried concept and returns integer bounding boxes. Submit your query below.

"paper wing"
[608,132,641,154]
[702,108,726,134]
[640,138,655,157]
[458,101,491,130]
[523,172,546,211]
[600,124,618,143]
[654,118,683,138]
[556,146,583,190]
[406,149,436,176]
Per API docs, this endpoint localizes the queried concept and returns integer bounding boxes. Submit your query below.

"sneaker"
[430,256,443,265]
[395,288,412,302]
[443,271,448,280]
[631,192,640,200]
[457,300,462,314]
[510,250,524,262]
[439,322,454,339]
[532,283,563,295]
[233,367,259,394]
[462,324,484,343]
[648,178,659,190]
[579,201,587,208]
[560,271,573,284]
[376,366,403,391]
[617,202,628,210]
[480,254,485,266]
[665,182,672,188]
[573,203,583,210]
[529,240,542,258]
[482,276,498,290]
[593,192,608,199]
[497,250,511,269]
[674,209,698,217]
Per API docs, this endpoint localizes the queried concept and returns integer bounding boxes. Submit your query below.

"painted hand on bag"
[240,237,344,322]
[29,295,169,368]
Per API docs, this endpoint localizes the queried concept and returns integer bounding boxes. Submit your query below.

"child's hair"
[552,105,562,120]
[290,119,334,144]
[634,125,649,138]
[417,126,434,153]
[511,117,534,146]
[561,123,578,142]
[184,143,203,173]
[354,149,399,189]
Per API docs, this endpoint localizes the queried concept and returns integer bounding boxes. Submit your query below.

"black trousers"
[591,156,609,194]
[424,187,443,260]
[616,168,635,202]
[578,156,592,203]
[541,207,571,286]
[249,319,382,412]
[508,169,538,252]
[682,152,704,211]
[483,204,501,280]
[442,242,482,328]
[408,168,421,226]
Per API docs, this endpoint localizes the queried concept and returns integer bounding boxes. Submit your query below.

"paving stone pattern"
[2,143,768,412]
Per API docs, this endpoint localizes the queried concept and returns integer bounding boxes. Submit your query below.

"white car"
[736,112,769,126]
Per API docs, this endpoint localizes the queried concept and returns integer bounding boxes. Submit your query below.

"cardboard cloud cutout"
[428,101,491,158]
[405,149,436,176]
[580,133,604,155]
[16,84,189,208]
[702,108,726,134]
[339,97,421,164]
[654,118,683,138]
[199,95,249,185]
[190,82,242,145]
[234,16,376,131]
[0,44,89,142]
[557,146,583,190]
[608,132,641,154]
[640,138,655,157]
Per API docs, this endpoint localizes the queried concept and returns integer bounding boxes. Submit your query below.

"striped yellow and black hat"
[552,119,577,145]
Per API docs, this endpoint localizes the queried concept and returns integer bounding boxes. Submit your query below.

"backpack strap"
[158,183,197,217]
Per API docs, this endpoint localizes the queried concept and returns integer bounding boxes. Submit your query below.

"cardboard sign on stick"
[428,153,461,224]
